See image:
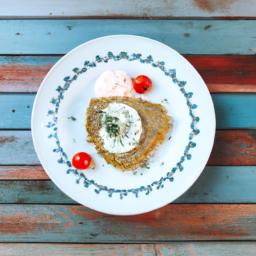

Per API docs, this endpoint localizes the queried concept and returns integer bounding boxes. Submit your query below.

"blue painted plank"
[177,166,256,203]
[0,94,255,129]
[213,94,256,129]
[0,167,256,203]
[0,204,255,242]
[0,243,155,255]
[0,131,38,165]
[1,0,256,18]
[155,242,256,256]
[0,243,256,256]
[0,94,32,129]
[0,20,255,54]
[0,55,59,65]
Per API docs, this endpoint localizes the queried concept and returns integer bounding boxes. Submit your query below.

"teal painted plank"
[0,243,155,256]
[0,55,60,65]
[1,0,256,18]
[0,94,32,129]
[0,131,38,165]
[0,204,255,242]
[0,243,256,256]
[155,242,256,256]
[0,20,255,54]
[177,166,256,203]
[0,167,256,203]
[213,94,256,129]
[0,94,255,129]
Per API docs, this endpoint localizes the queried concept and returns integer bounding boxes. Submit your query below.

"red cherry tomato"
[72,152,92,170]
[133,75,152,94]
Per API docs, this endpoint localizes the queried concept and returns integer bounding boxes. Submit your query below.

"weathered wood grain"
[1,242,256,256]
[186,55,256,93]
[1,167,256,204]
[0,131,38,165]
[1,0,256,18]
[0,166,48,180]
[1,55,256,93]
[0,20,255,54]
[155,242,256,256]
[1,94,256,129]
[0,56,57,93]
[209,130,256,165]
[0,204,255,242]
[1,130,255,165]
[0,243,155,256]
[0,95,32,129]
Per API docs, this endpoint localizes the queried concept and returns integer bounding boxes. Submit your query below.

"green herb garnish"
[141,160,150,169]
[104,115,120,137]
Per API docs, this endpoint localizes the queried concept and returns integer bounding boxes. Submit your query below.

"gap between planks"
[0,55,256,93]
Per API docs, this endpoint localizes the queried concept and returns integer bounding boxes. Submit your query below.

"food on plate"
[132,75,152,94]
[86,96,172,171]
[95,70,136,97]
[72,152,94,170]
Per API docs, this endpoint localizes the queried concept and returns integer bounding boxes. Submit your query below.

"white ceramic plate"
[32,35,215,215]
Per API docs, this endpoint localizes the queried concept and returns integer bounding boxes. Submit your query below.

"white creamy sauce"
[99,103,142,153]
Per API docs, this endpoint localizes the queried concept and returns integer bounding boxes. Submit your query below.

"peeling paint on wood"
[0,204,255,242]
[209,130,256,165]
[155,242,256,256]
[0,166,48,180]
[0,20,255,54]
[1,55,256,93]
[0,243,156,256]
[1,94,256,129]
[0,242,256,256]
[0,130,255,165]
[0,0,256,18]
[0,131,38,165]
[0,167,256,204]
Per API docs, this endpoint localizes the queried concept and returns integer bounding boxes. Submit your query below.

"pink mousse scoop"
[94,70,136,97]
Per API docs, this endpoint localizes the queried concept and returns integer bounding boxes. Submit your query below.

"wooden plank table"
[0,1,256,255]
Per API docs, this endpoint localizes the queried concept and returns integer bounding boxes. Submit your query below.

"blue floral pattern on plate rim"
[46,51,200,199]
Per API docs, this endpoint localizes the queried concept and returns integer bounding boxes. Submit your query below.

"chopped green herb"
[161,162,164,166]
[72,138,76,143]
[168,136,172,140]
[119,138,124,147]
[104,115,120,137]
[68,116,76,121]
[141,160,150,169]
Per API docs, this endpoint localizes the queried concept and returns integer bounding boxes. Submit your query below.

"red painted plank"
[186,55,256,87]
[0,55,255,92]
[0,204,255,242]
[209,130,256,165]
[0,166,48,180]
[0,63,52,93]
